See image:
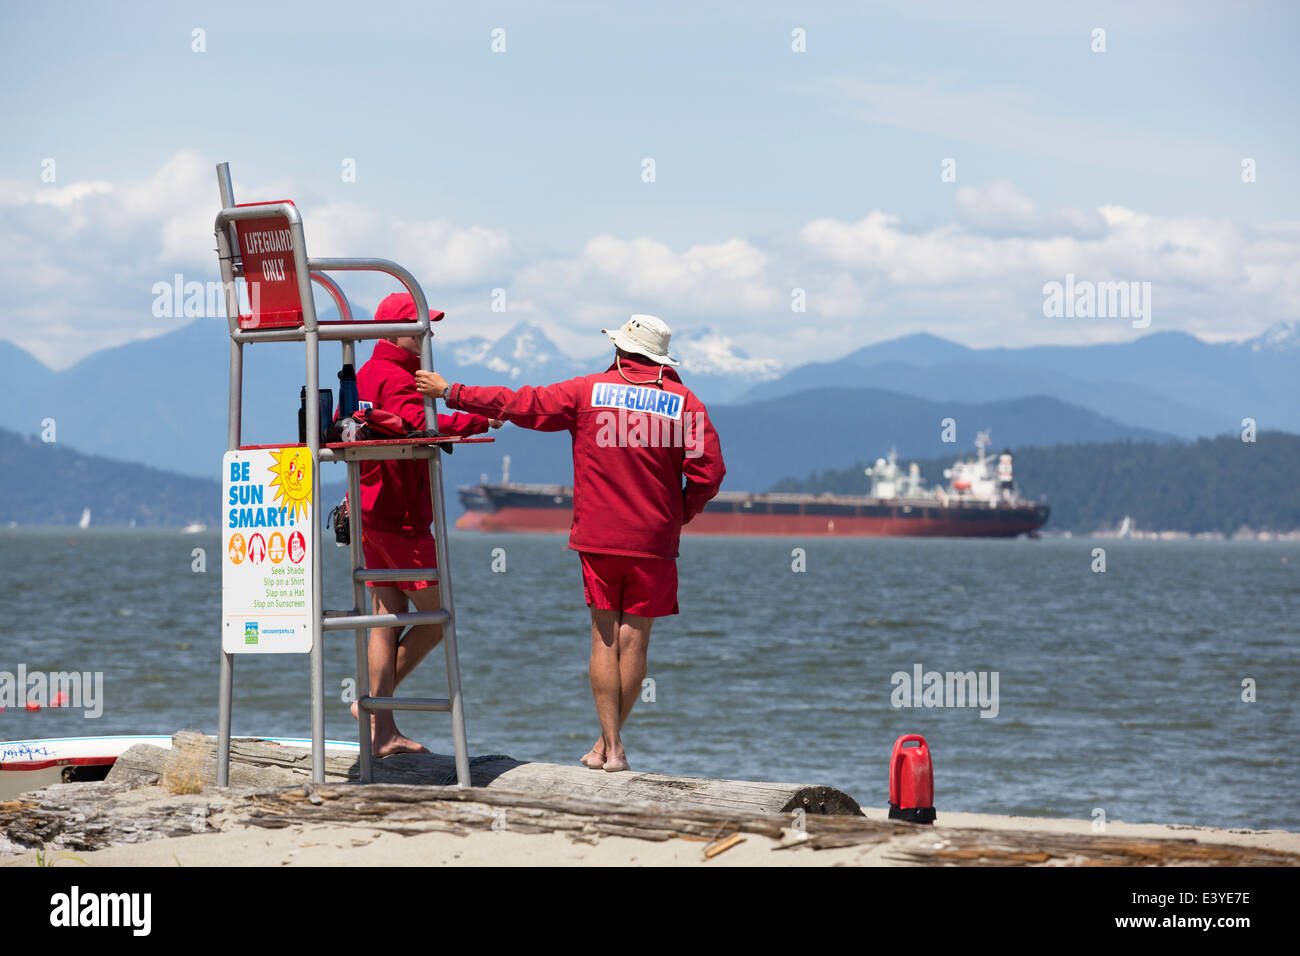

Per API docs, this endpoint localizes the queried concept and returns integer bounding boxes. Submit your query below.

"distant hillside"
[772,433,1300,534]
[9,318,1298,482]
[0,428,218,528]
[707,387,1171,491]
[735,325,1300,438]
[0,426,448,528]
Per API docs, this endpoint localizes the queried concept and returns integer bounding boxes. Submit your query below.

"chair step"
[357,695,451,713]
[321,608,449,631]
[354,567,439,583]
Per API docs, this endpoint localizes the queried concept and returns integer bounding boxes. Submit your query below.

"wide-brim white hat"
[601,314,680,366]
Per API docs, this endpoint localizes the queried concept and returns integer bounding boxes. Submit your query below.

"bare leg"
[353,583,443,714]
[617,613,653,726]
[587,607,622,768]
[600,613,653,772]
[395,583,444,685]
[366,586,427,756]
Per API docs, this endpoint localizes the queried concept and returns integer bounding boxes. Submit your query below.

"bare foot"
[580,746,606,769]
[602,749,629,773]
[372,733,429,757]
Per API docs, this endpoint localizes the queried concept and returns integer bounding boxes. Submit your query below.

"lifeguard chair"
[211,163,488,786]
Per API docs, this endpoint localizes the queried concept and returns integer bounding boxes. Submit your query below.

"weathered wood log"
[882,826,1300,867]
[240,783,803,845]
[105,731,862,816]
[6,779,1296,866]
[0,782,225,854]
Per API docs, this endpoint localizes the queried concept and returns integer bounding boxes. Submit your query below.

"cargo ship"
[456,431,1049,538]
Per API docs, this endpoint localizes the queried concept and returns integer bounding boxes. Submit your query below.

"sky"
[1,0,1298,369]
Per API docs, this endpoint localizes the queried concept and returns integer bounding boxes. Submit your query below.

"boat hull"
[474,503,1049,538]
[455,510,489,531]
[0,735,360,800]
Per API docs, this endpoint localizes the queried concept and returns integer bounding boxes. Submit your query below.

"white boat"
[180,522,208,534]
[0,734,360,800]
[78,508,91,529]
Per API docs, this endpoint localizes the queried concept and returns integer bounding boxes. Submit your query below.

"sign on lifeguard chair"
[221,448,314,654]
[232,201,304,329]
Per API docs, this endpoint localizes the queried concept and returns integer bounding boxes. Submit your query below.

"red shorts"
[362,526,438,591]
[580,552,678,617]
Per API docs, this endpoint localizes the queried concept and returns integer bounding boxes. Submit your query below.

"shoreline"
[4,800,1295,868]
[3,767,1295,867]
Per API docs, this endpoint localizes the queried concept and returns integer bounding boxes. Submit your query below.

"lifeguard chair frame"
[211,162,484,787]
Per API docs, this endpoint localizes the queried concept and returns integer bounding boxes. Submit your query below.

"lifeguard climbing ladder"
[211,162,489,787]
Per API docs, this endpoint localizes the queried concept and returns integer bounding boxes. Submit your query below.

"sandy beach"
[3,780,1295,867]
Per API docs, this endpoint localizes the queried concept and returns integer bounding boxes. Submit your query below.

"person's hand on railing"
[414,370,449,398]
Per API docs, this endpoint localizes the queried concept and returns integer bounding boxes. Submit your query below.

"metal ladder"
[212,162,479,787]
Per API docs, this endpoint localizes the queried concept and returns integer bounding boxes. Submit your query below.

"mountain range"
[4,316,1297,498]
[732,326,1300,438]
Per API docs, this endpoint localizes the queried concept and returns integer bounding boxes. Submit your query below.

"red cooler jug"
[888,734,936,824]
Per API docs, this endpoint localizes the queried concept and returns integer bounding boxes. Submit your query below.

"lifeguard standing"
[415,314,725,771]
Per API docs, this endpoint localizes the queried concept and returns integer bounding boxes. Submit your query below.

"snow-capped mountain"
[441,322,784,400]
[1238,320,1300,353]
[444,323,589,386]
[449,336,494,367]
[668,326,784,401]
[474,323,587,380]
[672,327,782,377]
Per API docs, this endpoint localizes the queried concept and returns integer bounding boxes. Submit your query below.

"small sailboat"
[78,508,91,529]
[180,521,208,534]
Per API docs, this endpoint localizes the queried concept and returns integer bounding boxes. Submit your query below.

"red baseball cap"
[374,292,444,324]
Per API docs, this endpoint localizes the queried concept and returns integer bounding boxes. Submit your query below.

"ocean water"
[0,528,1296,831]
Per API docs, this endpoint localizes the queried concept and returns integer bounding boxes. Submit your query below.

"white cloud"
[0,152,517,368]
[3,151,1297,369]
[954,180,1105,238]
[390,220,512,287]
[798,198,1300,346]
[515,234,781,327]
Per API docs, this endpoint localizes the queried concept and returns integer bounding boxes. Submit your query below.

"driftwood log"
[4,779,1297,866]
[105,731,862,816]
[2,730,1293,866]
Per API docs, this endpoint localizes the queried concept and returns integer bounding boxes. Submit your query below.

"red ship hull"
[454,510,490,531]
[474,506,1044,538]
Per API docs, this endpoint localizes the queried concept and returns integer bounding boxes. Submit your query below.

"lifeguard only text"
[241,228,292,281]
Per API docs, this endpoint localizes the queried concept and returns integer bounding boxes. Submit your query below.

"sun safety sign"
[221,448,314,653]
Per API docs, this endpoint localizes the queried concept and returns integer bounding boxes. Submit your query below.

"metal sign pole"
[215,163,239,788]
[288,217,326,784]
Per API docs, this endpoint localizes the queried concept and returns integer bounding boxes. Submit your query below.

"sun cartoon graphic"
[267,447,313,523]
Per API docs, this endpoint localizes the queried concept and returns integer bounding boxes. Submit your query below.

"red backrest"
[233,201,303,330]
